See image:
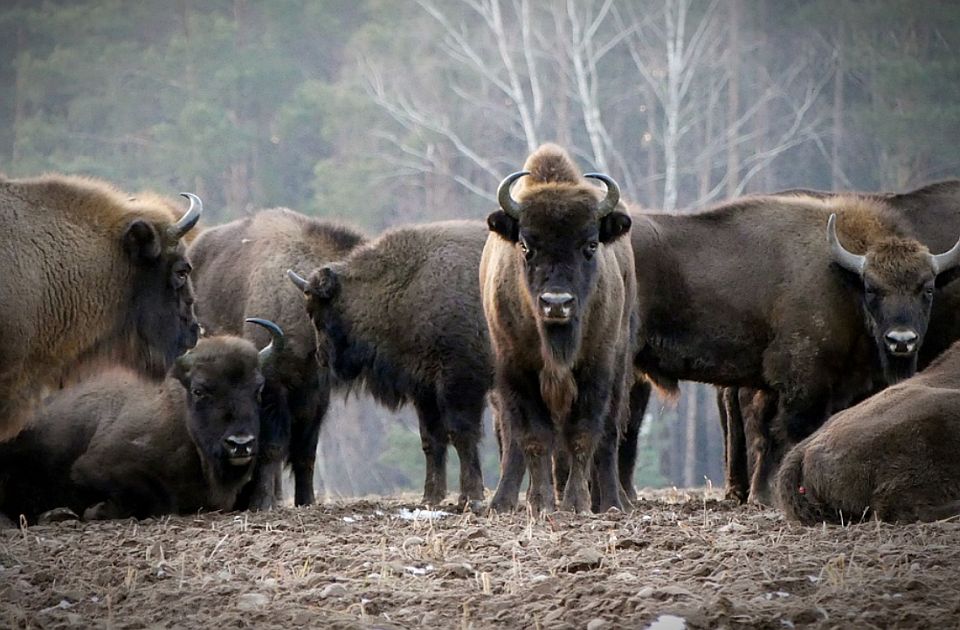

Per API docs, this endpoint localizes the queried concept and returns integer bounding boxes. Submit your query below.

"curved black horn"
[287,269,309,292]
[497,171,529,219]
[169,192,203,239]
[827,214,866,275]
[930,236,960,275]
[583,173,621,217]
[245,317,285,366]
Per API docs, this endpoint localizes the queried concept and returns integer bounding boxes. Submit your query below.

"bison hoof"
[248,494,278,512]
[0,512,16,529]
[460,499,486,514]
[37,507,80,525]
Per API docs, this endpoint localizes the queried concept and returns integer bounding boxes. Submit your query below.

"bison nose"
[538,292,575,322]
[884,329,919,356]
[224,433,256,462]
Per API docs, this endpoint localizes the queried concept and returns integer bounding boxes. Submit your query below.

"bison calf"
[0,175,202,441]
[776,341,960,524]
[289,220,491,508]
[0,322,281,522]
[482,144,636,514]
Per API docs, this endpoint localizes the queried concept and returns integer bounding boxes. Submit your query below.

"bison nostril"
[224,434,256,455]
[884,329,919,354]
[539,292,575,308]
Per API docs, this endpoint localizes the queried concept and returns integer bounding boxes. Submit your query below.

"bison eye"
[519,240,534,261]
[191,387,207,399]
[583,241,599,260]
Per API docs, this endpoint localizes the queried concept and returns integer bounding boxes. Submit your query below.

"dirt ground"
[2,488,959,629]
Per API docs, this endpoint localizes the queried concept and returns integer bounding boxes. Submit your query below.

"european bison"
[0,175,202,441]
[0,320,281,522]
[188,208,366,509]
[776,340,960,524]
[481,143,637,514]
[288,221,491,508]
[719,180,960,503]
[630,191,960,504]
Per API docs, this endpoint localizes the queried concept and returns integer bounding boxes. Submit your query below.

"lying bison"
[288,221,491,508]
[776,340,960,524]
[718,180,960,503]
[481,143,637,514]
[0,175,202,441]
[630,190,960,504]
[188,208,365,509]
[0,320,281,522]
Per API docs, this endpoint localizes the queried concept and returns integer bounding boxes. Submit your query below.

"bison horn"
[827,214,866,275]
[245,317,285,367]
[930,236,960,275]
[287,269,309,292]
[497,171,529,219]
[584,173,621,217]
[170,192,203,239]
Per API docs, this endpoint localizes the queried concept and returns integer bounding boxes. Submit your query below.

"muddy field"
[2,488,959,629]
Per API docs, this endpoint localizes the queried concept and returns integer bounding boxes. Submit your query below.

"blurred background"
[1,0,957,496]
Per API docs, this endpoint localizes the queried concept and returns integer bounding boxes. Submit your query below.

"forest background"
[1,0,957,497]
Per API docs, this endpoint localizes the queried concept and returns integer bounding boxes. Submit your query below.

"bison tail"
[775,442,825,525]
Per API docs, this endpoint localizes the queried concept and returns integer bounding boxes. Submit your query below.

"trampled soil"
[2,489,959,629]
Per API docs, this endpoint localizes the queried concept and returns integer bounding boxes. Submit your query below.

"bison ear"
[599,210,631,243]
[487,210,519,243]
[307,266,340,301]
[122,219,162,264]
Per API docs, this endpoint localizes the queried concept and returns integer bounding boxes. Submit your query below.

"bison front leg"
[523,436,556,515]
[618,380,650,506]
[288,371,330,507]
[718,387,748,503]
[489,407,526,512]
[754,392,825,505]
[449,419,485,511]
[415,398,448,506]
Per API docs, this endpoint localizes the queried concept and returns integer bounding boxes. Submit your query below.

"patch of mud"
[2,488,959,628]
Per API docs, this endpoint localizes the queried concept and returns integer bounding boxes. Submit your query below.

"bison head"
[286,266,362,382]
[487,170,631,364]
[828,213,960,382]
[172,325,274,482]
[124,193,203,377]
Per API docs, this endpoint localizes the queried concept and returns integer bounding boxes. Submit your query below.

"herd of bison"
[3,141,960,623]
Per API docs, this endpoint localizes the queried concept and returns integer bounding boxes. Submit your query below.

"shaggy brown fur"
[717,180,960,504]
[482,144,637,514]
[188,208,365,509]
[299,221,491,507]
[0,336,263,522]
[0,174,201,442]
[776,340,960,524]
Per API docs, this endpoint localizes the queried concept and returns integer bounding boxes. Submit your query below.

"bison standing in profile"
[630,190,960,504]
[776,340,960,524]
[288,221,490,508]
[188,209,365,509]
[0,175,202,441]
[0,320,281,522]
[481,143,636,514]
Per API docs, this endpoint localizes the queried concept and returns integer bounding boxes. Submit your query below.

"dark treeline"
[1,0,957,495]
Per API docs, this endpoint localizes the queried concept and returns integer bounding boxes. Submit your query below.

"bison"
[630,191,960,504]
[188,208,366,509]
[481,143,637,514]
[0,320,282,522]
[718,180,960,503]
[287,221,491,508]
[776,340,960,524]
[0,175,202,441]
